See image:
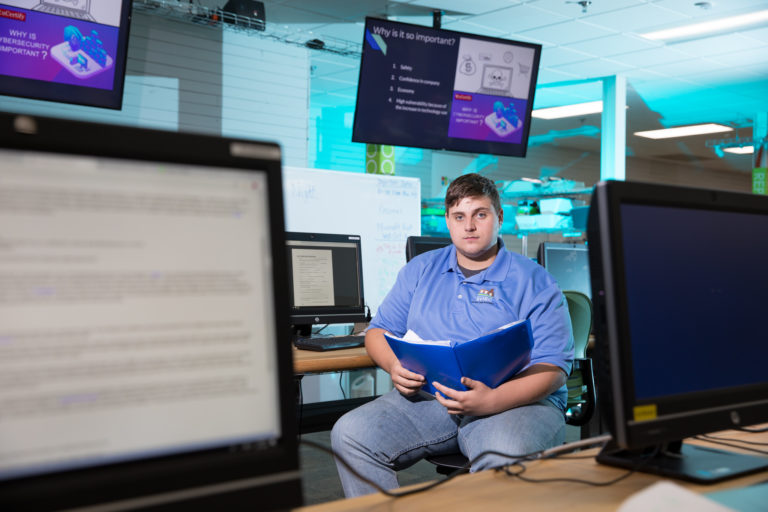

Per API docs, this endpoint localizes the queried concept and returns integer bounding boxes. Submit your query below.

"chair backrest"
[563,290,592,359]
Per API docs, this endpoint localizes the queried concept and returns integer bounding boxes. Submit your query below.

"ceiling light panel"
[634,123,733,139]
[723,146,754,154]
[640,9,768,41]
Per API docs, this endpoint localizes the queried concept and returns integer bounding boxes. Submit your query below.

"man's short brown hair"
[445,173,501,214]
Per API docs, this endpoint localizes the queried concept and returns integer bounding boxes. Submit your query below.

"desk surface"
[295,428,768,511]
[293,346,375,374]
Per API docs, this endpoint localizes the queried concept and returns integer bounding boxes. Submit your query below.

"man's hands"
[433,378,497,416]
[390,359,426,396]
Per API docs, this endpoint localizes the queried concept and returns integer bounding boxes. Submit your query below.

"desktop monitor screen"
[0,113,302,510]
[0,0,132,109]
[286,232,366,336]
[405,235,452,262]
[536,242,591,299]
[352,17,541,158]
[587,180,768,483]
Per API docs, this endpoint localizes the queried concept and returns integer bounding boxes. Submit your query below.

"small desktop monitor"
[405,235,452,262]
[0,113,302,510]
[0,0,133,109]
[587,180,768,484]
[286,232,367,337]
[536,242,591,299]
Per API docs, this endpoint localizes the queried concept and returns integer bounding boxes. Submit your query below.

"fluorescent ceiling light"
[723,146,754,154]
[640,9,768,41]
[532,101,603,119]
[634,123,733,139]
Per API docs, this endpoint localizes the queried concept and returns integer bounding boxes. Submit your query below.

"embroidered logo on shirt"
[473,288,495,304]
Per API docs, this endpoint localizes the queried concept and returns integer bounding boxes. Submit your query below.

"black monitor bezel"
[352,16,542,158]
[587,180,768,451]
[536,241,591,298]
[405,235,452,262]
[0,0,134,110]
[285,231,367,328]
[0,112,301,510]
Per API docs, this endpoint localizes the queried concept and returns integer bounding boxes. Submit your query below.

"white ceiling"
[256,0,768,172]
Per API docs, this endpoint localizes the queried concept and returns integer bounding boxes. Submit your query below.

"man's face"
[445,195,503,262]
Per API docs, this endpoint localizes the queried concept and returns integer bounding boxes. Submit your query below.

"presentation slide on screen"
[0,1,122,89]
[356,19,535,147]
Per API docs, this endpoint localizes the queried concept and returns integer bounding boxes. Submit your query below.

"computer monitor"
[0,113,302,510]
[286,232,367,337]
[536,242,591,299]
[405,236,452,262]
[587,180,768,484]
[0,0,133,109]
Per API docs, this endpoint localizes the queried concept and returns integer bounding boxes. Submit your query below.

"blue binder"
[384,319,533,395]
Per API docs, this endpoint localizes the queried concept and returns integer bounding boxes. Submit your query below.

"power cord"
[299,433,619,498]
[737,425,768,433]
[338,373,347,400]
[697,432,768,447]
[693,434,768,454]
[299,438,547,498]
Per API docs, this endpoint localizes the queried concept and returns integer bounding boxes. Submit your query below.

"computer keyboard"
[293,334,365,351]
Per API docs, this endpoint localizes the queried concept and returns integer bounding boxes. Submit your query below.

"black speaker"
[221,0,266,30]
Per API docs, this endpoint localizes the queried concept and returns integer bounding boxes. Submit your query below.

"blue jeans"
[330,389,565,497]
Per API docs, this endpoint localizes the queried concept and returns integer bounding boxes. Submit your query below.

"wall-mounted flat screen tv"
[0,0,132,109]
[353,17,541,158]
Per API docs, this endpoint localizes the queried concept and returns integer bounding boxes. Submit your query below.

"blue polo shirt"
[371,239,574,410]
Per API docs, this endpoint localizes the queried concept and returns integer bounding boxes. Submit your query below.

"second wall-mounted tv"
[0,0,132,109]
[353,17,541,158]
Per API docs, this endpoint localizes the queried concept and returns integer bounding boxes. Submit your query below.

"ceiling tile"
[551,58,635,79]
[466,4,570,34]
[622,67,670,83]
[532,0,644,17]
[668,33,768,58]
[441,19,509,36]
[536,67,581,84]
[519,20,617,46]
[582,4,688,33]
[567,34,658,57]
[406,0,521,16]
[685,66,767,86]
[708,46,768,67]
[739,25,768,43]
[652,0,768,18]
[609,46,692,67]
[540,46,596,67]
[645,57,730,78]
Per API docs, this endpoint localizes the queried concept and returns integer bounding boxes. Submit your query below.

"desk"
[293,346,377,433]
[293,346,375,375]
[295,428,768,511]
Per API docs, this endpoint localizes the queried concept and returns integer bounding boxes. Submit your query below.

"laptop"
[33,0,95,22]
[477,64,513,96]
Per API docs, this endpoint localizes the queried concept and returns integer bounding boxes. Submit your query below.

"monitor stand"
[597,439,768,484]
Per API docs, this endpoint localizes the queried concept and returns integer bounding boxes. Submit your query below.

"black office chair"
[426,291,596,475]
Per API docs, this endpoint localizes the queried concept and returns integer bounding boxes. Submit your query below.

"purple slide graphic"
[0,7,118,89]
[448,92,528,144]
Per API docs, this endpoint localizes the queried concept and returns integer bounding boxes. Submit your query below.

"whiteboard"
[282,167,421,315]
